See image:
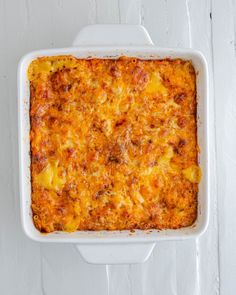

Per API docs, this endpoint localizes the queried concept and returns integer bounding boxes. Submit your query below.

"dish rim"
[18,45,209,244]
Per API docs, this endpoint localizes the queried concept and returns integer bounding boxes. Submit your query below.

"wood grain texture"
[96,0,120,23]
[212,0,236,294]
[0,0,233,294]
[187,1,220,294]
[119,0,141,24]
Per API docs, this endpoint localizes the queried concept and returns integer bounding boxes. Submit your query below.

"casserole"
[18,24,209,264]
[29,56,199,232]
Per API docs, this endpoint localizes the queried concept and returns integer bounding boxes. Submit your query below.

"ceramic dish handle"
[72,24,154,46]
[76,243,155,264]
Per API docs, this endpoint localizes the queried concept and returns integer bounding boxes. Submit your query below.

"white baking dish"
[18,25,209,264]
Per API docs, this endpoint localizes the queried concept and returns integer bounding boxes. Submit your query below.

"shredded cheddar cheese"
[29,56,199,233]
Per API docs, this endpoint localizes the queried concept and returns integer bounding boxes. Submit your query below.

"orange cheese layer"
[28,56,200,233]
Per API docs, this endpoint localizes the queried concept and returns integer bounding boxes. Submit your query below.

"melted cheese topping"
[29,56,199,233]
[183,165,202,183]
[35,161,65,191]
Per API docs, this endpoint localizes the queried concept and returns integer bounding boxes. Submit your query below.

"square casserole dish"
[18,25,209,264]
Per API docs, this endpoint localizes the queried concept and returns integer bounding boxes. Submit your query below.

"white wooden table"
[0,0,235,294]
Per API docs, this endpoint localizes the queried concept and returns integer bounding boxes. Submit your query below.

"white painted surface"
[0,0,235,294]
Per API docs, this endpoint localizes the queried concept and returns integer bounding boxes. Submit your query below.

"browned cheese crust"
[28,56,201,233]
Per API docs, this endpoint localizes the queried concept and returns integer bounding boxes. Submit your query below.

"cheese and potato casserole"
[28,56,201,233]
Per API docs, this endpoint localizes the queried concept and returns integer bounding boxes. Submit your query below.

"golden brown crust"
[29,56,199,233]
